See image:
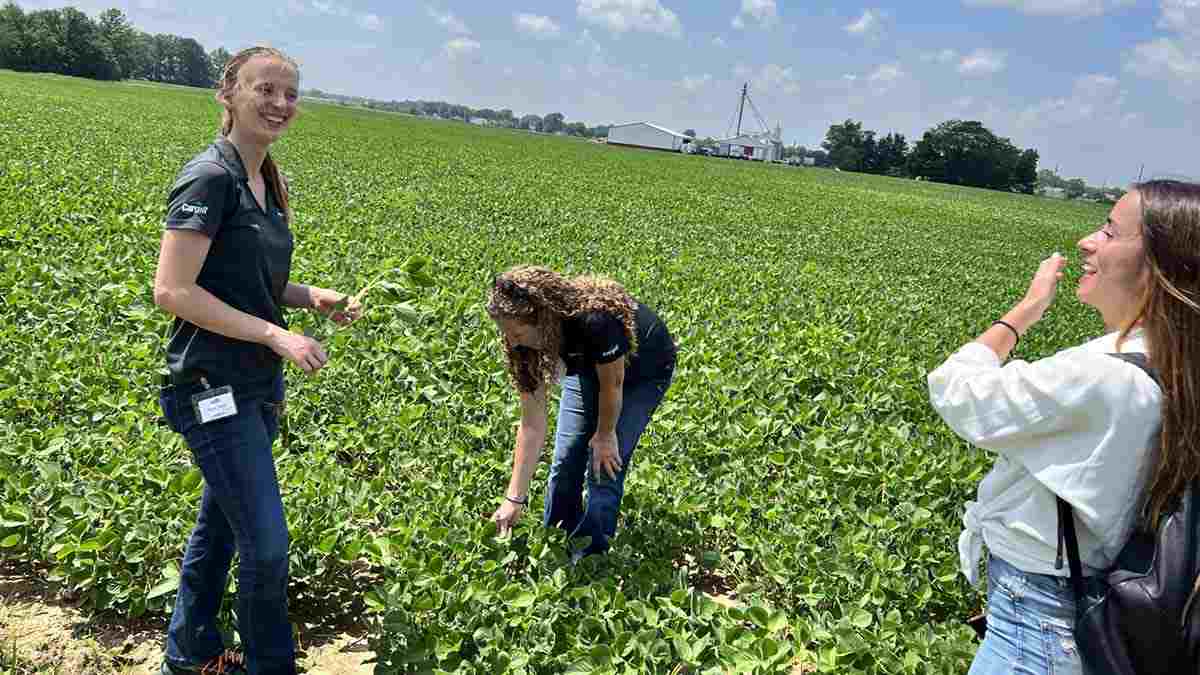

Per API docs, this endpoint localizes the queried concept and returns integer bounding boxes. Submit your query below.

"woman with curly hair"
[486,266,677,561]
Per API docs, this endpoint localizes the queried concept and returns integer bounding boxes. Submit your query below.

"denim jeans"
[969,554,1083,675]
[159,375,296,675]
[543,366,673,556]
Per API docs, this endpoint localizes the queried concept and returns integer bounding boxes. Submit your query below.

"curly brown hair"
[486,266,639,392]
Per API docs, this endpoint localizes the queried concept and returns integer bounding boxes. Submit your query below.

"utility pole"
[1137,163,1145,182]
[735,83,747,137]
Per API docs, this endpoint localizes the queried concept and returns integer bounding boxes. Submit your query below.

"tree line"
[305,89,615,138]
[806,119,1040,194]
[0,2,230,87]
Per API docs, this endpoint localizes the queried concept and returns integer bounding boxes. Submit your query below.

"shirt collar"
[213,136,249,181]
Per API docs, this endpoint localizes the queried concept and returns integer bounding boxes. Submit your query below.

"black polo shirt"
[162,137,294,388]
[560,302,676,382]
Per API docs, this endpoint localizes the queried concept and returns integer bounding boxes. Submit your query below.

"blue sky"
[23,0,1199,185]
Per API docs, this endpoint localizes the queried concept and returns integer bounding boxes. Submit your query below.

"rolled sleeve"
[164,161,234,237]
[927,343,1105,451]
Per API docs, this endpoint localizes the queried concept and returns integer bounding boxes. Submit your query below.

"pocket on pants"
[1039,620,1081,675]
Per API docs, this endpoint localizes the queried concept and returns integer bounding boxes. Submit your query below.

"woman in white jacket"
[928,180,1200,675]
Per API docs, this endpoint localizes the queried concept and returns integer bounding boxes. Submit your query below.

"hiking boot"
[161,650,247,674]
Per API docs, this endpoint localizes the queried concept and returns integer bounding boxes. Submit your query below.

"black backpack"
[1057,352,1200,674]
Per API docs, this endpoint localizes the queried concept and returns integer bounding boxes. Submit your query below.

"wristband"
[992,320,1021,347]
[506,495,528,506]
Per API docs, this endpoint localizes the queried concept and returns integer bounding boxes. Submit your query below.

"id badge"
[191,385,237,424]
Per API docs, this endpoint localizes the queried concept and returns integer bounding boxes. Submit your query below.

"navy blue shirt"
[162,137,294,387]
[560,302,676,381]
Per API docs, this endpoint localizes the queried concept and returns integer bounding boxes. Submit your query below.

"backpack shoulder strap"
[1057,496,1087,613]
[1107,352,1160,386]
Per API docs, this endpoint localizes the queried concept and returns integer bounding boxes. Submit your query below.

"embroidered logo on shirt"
[601,345,621,357]
[179,202,209,216]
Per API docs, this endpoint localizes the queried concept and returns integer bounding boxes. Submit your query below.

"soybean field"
[0,70,1111,674]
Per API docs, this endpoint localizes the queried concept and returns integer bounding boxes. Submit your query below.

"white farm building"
[719,132,783,162]
[606,122,693,153]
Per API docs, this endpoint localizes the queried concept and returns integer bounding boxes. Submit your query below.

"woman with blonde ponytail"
[152,46,361,675]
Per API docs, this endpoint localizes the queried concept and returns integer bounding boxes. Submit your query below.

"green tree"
[907,120,1033,191]
[176,37,212,87]
[23,9,66,74]
[519,114,542,131]
[822,119,866,171]
[208,46,231,83]
[1012,149,1039,194]
[0,1,28,70]
[97,8,136,79]
[542,112,565,134]
[875,132,909,177]
[683,128,696,138]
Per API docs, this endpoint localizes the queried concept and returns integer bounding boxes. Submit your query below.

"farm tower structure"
[717,83,784,161]
[606,122,694,153]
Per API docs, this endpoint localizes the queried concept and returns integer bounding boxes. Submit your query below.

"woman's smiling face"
[1076,190,1150,329]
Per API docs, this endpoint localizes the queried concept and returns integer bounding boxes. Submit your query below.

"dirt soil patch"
[0,560,374,674]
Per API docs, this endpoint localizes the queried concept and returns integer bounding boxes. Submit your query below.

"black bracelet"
[992,320,1021,347]
[505,495,528,506]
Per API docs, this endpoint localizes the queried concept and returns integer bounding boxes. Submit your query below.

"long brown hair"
[1118,180,1200,526]
[486,266,639,392]
[215,46,299,219]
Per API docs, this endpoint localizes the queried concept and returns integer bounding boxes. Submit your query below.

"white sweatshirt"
[927,330,1161,586]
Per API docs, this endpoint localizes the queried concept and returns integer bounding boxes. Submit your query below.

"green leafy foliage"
[0,70,1111,672]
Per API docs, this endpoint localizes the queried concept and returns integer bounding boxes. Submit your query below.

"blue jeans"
[543,367,673,556]
[159,375,296,675]
[969,555,1083,675]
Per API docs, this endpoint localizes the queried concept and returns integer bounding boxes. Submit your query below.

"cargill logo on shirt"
[179,202,209,216]
[601,345,620,358]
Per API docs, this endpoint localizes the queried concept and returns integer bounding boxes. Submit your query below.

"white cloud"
[958,48,1007,75]
[921,48,959,63]
[844,9,881,36]
[1124,37,1200,97]
[732,0,778,29]
[444,37,481,61]
[429,7,471,35]
[577,0,683,37]
[1073,73,1119,97]
[311,0,348,16]
[962,0,1131,17]
[1018,72,1126,127]
[749,63,802,95]
[357,13,383,31]
[869,63,904,82]
[865,62,905,94]
[286,1,380,32]
[679,73,712,92]
[514,13,562,39]
[1159,0,1200,36]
